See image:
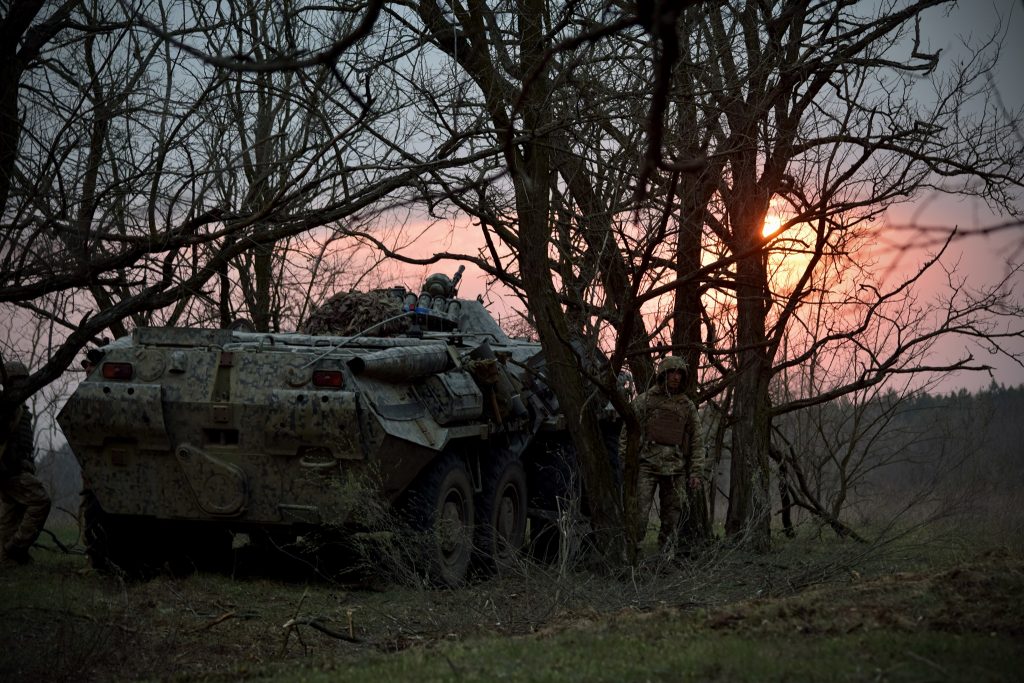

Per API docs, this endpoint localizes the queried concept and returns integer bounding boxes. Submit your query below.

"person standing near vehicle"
[622,356,705,555]
[0,359,51,566]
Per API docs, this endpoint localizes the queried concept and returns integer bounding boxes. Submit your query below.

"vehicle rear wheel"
[406,454,475,587]
[475,454,527,573]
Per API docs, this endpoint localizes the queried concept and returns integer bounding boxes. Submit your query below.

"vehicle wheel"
[475,455,527,573]
[162,522,233,575]
[407,454,475,587]
[80,489,132,574]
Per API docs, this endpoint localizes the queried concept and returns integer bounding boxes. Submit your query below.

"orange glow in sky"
[762,214,784,238]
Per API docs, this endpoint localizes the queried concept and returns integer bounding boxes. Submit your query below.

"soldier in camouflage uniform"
[622,356,705,553]
[0,360,51,566]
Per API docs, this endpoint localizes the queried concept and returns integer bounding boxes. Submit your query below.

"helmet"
[3,359,29,380]
[422,273,454,299]
[655,356,688,380]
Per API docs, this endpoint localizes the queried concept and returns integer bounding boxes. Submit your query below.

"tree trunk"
[0,40,19,215]
[253,247,272,332]
[725,250,773,551]
[521,256,625,559]
[511,0,624,563]
[0,0,48,214]
[673,177,713,544]
[550,142,652,558]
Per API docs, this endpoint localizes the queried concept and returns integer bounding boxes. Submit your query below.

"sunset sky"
[425,2,1024,393]
[882,0,1024,391]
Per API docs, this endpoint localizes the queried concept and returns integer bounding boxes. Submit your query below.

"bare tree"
[652,1,1024,549]
[0,0,479,424]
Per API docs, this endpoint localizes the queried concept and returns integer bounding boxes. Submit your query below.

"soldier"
[622,356,705,555]
[0,359,51,566]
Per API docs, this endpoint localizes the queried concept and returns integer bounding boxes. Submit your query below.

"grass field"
[1,522,1021,682]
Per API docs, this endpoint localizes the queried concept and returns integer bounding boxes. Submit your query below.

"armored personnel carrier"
[58,268,594,585]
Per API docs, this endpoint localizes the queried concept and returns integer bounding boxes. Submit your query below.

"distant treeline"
[763,382,1023,528]
[885,383,1024,493]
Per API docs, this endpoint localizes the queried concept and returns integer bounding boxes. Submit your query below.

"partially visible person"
[621,356,705,555]
[0,359,51,566]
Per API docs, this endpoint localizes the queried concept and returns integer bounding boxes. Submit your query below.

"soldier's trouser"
[0,472,52,555]
[637,465,685,551]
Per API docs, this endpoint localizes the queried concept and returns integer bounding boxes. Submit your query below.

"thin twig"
[279,588,309,657]
[194,611,238,632]
[281,617,362,644]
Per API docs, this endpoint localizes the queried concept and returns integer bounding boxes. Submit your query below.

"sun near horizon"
[762,213,784,238]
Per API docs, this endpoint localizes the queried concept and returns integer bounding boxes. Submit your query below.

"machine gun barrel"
[450,265,465,295]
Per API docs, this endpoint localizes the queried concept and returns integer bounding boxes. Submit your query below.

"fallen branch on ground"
[282,617,362,643]
[194,611,240,632]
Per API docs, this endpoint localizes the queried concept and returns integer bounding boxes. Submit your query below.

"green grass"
[280,630,1021,683]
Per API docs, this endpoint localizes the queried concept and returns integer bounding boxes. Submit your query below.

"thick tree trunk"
[0,0,48,214]
[515,166,625,560]
[0,47,19,215]
[511,0,623,563]
[550,142,652,558]
[673,181,712,544]
[725,250,773,550]
[521,259,626,559]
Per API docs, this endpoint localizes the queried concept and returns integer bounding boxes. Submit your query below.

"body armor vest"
[646,403,690,446]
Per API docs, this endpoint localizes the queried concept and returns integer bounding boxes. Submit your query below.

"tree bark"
[512,0,624,561]
[0,0,48,213]
[673,175,713,544]
[725,250,773,550]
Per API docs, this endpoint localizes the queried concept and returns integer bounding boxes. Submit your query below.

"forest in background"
[772,381,1024,542]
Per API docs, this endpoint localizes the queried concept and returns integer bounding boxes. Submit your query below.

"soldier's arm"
[618,394,646,457]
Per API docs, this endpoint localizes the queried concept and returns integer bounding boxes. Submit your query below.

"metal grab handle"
[299,457,338,470]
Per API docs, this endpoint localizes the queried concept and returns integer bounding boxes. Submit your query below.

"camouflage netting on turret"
[300,291,412,337]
